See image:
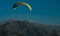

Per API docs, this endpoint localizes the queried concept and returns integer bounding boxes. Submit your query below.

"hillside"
[0,20,60,36]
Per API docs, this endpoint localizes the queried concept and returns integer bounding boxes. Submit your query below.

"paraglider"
[13,2,32,11]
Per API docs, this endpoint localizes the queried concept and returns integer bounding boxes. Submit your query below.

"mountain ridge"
[0,20,60,36]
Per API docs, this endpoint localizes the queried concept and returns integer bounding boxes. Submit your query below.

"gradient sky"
[0,0,60,25]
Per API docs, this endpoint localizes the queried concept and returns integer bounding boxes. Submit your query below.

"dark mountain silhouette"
[0,20,60,36]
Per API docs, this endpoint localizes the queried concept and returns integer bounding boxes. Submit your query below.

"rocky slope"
[0,20,60,36]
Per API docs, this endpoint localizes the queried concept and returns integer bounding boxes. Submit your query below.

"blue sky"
[0,0,60,25]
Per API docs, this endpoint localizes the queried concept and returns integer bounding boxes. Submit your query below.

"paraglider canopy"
[13,2,32,11]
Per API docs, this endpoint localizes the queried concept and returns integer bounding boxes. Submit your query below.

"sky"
[0,0,60,25]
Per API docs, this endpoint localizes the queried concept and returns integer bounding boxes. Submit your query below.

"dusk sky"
[0,0,60,25]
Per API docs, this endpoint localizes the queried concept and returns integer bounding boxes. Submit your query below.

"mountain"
[0,20,60,36]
